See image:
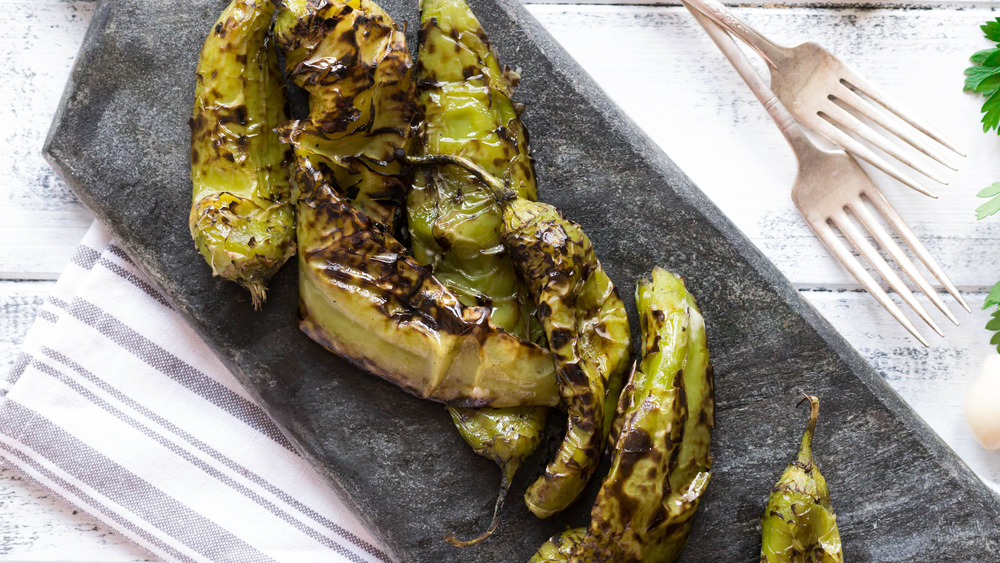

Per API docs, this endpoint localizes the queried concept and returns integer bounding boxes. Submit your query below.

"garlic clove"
[964,354,1000,450]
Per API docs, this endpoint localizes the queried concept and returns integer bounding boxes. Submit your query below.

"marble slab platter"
[43,0,1000,560]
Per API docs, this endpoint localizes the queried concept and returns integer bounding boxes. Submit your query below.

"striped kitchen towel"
[1,221,392,563]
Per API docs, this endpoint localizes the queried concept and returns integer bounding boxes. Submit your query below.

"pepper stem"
[443,461,517,547]
[795,394,819,465]
[244,279,267,310]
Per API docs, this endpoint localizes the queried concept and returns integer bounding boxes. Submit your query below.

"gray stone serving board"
[43,0,1000,560]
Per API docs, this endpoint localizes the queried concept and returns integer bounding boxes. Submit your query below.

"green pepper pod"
[502,198,631,519]
[273,0,416,234]
[645,268,714,559]
[190,0,295,308]
[529,528,587,563]
[567,268,712,563]
[409,0,547,545]
[760,395,843,563]
[295,152,560,407]
[445,406,545,545]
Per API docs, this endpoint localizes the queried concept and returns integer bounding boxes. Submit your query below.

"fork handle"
[683,0,790,69]
[684,3,814,158]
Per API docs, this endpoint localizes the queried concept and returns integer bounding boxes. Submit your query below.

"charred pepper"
[408,0,546,544]
[511,201,635,519]
[529,528,586,563]
[409,154,631,518]
[570,267,713,562]
[273,0,414,234]
[296,152,559,407]
[189,0,294,308]
[275,0,559,406]
[760,396,843,563]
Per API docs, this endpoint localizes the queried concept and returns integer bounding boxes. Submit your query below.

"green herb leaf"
[971,47,1000,65]
[984,281,1000,310]
[984,18,1000,42]
[977,182,1000,198]
[983,49,1000,68]
[977,196,1000,220]
[982,90,1000,133]
[971,69,1000,96]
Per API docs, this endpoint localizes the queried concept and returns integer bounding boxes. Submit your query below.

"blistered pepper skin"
[529,528,587,563]
[502,199,631,519]
[406,155,631,520]
[273,0,416,234]
[409,0,548,545]
[410,0,538,332]
[569,268,713,563]
[760,396,843,563]
[276,0,560,407]
[189,0,295,308]
[295,153,560,407]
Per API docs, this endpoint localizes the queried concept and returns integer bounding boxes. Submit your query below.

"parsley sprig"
[964,18,1000,133]
[966,18,1000,352]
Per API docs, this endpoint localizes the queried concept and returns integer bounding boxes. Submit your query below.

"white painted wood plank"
[527,4,1000,291]
[0,0,95,279]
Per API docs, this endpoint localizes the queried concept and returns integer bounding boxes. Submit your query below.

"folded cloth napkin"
[1,221,392,563]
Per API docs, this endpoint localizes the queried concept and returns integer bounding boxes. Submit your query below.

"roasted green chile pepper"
[408,0,547,544]
[529,528,586,563]
[275,0,559,406]
[502,200,631,519]
[189,0,294,308]
[570,268,713,562]
[296,153,560,407]
[445,406,544,545]
[410,0,538,332]
[273,0,415,234]
[760,396,843,563]
[409,154,631,518]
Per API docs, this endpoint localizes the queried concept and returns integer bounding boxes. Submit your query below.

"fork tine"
[809,117,939,198]
[831,83,959,171]
[808,219,930,346]
[846,199,958,326]
[862,189,972,313]
[830,210,944,337]
[838,73,966,158]
[819,103,951,185]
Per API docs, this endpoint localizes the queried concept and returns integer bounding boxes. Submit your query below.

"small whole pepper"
[503,198,631,519]
[189,0,295,308]
[760,395,843,563]
[529,528,587,563]
[570,268,713,563]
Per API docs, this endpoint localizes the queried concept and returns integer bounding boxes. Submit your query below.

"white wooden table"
[2,0,999,559]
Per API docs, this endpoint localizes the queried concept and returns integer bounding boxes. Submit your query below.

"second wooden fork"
[685,4,970,346]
